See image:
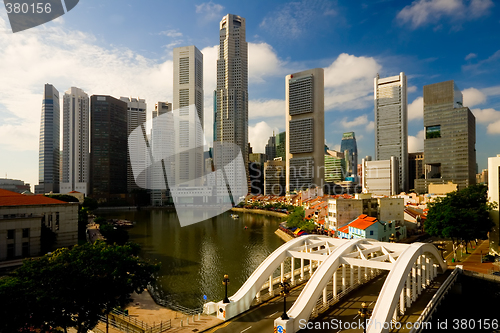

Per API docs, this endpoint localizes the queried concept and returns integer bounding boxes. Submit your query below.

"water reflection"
[99,209,284,308]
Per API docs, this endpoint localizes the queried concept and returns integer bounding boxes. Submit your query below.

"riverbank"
[275,228,294,242]
[231,207,288,218]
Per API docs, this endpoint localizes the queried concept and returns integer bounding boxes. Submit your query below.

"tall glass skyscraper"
[36,84,60,194]
[340,132,358,179]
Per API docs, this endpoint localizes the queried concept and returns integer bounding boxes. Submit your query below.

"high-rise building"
[89,95,128,201]
[286,68,325,193]
[374,73,408,192]
[61,87,89,195]
[35,84,60,194]
[275,131,286,160]
[414,80,476,193]
[120,97,147,193]
[214,14,249,200]
[340,132,358,180]
[173,46,204,187]
[325,150,345,183]
[265,133,276,161]
[249,153,266,195]
[150,102,173,206]
[362,156,399,196]
[408,152,424,191]
[264,160,286,196]
[488,154,500,255]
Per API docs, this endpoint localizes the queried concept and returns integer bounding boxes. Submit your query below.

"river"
[98,209,285,309]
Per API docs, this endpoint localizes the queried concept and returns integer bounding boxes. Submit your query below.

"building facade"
[265,133,276,161]
[362,157,399,196]
[340,132,357,180]
[214,14,249,200]
[414,80,476,193]
[275,131,286,160]
[374,73,408,192]
[325,150,345,183]
[173,45,204,187]
[36,84,60,194]
[408,152,424,191]
[286,68,325,193]
[264,160,286,196]
[89,95,128,201]
[61,87,90,195]
[0,179,30,194]
[488,154,500,255]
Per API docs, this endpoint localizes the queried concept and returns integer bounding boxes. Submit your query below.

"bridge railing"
[409,266,461,333]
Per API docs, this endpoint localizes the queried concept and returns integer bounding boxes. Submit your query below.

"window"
[22,228,29,238]
[22,242,30,257]
[426,125,441,139]
[7,244,15,259]
[7,229,14,240]
[56,213,60,231]
[370,230,374,235]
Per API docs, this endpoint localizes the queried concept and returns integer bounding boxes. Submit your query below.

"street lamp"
[222,274,230,303]
[389,233,396,243]
[358,302,372,333]
[280,277,291,320]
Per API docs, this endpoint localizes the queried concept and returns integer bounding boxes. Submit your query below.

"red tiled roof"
[68,191,81,193]
[349,215,378,230]
[338,225,349,233]
[317,219,325,225]
[0,189,69,206]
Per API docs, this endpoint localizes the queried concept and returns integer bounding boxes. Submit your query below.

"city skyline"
[1,1,500,190]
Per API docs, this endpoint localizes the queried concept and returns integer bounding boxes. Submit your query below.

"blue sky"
[1,0,499,190]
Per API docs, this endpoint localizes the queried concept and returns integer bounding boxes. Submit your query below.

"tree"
[0,242,159,333]
[425,184,497,260]
[286,207,305,228]
[46,194,80,203]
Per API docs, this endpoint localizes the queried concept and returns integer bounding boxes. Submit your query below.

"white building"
[362,157,399,196]
[120,97,147,193]
[61,87,89,195]
[173,46,204,187]
[286,68,325,193]
[374,73,408,192]
[488,154,500,255]
[214,14,249,201]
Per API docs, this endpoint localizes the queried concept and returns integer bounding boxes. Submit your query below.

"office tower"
[374,73,408,192]
[488,154,500,255]
[264,160,286,196]
[61,87,89,195]
[89,95,128,200]
[286,68,325,193]
[249,153,266,195]
[265,133,276,161]
[214,14,249,199]
[340,132,358,180]
[173,46,204,187]
[408,152,424,191]
[414,80,476,193]
[35,84,60,194]
[362,156,399,196]
[325,150,345,183]
[120,97,147,193]
[275,131,286,160]
[150,102,173,206]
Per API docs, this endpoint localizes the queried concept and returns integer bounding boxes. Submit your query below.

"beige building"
[428,182,458,195]
[286,68,325,192]
[488,154,500,255]
[0,189,78,262]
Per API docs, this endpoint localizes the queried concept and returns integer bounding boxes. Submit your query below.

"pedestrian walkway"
[446,239,497,274]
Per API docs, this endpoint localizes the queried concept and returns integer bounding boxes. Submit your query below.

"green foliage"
[40,223,57,254]
[286,207,305,228]
[425,184,497,244]
[46,194,80,203]
[82,197,98,211]
[94,216,106,224]
[0,242,159,333]
[99,222,130,245]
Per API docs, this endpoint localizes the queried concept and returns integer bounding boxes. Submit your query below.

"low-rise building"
[0,178,31,194]
[336,214,407,242]
[0,189,78,262]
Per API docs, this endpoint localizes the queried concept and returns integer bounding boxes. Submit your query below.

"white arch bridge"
[203,235,447,333]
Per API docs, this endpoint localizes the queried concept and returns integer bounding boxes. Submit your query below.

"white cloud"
[248,43,287,83]
[365,121,374,132]
[408,97,423,121]
[397,0,493,28]
[323,53,382,111]
[471,108,500,123]
[195,2,224,22]
[249,99,285,119]
[248,121,279,153]
[159,30,183,38]
[462,87,486,107]
[408,85,417,93]
[487,119,500,134]
[465,53,477,60]
[463,49,500,73]
[408,130,425,153]
[340,114,369,128]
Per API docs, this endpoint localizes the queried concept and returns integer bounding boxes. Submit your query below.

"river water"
[99,209,284,309]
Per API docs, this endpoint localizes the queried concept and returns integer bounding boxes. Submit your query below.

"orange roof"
[349,215,378,230]
[338,225,349,233]
[0,189,69,207]
[317,219,325,225]
[68,190,81,193]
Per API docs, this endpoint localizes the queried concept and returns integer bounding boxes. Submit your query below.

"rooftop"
[0,189,70,207]
[348,215,378,230]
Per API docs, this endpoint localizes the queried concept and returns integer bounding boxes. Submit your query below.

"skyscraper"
[340,132,358,180]
[214,14,249,200]
[414,80,476,193]
[120,97,147,193]
[374,72,408,192]
[265,133,276,161]
[61,87,89,195]
[35,84,60,194]
[286,68,325,193]
[89,95,128,200]
[173,45,204,187]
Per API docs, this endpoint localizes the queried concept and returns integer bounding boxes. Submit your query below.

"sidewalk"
[446,239,497,274]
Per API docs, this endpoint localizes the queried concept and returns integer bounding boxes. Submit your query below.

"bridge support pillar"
[406,273,411,308]
[281,262,285,282]
[333,271,337,298]
[350,265,354,287]
[256,290,261,303]
[269,275,273,296]
[342,264,346,292]
[291,257,295,285]
[300,258,304,280]
[274,317,294,333]
[310,260,313,275]
[364,266,368,281]
[323,287,327,305]
[400,286,405,315]
[412,263,417,302]
[358,265,361,283]
[417,256,422,295]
